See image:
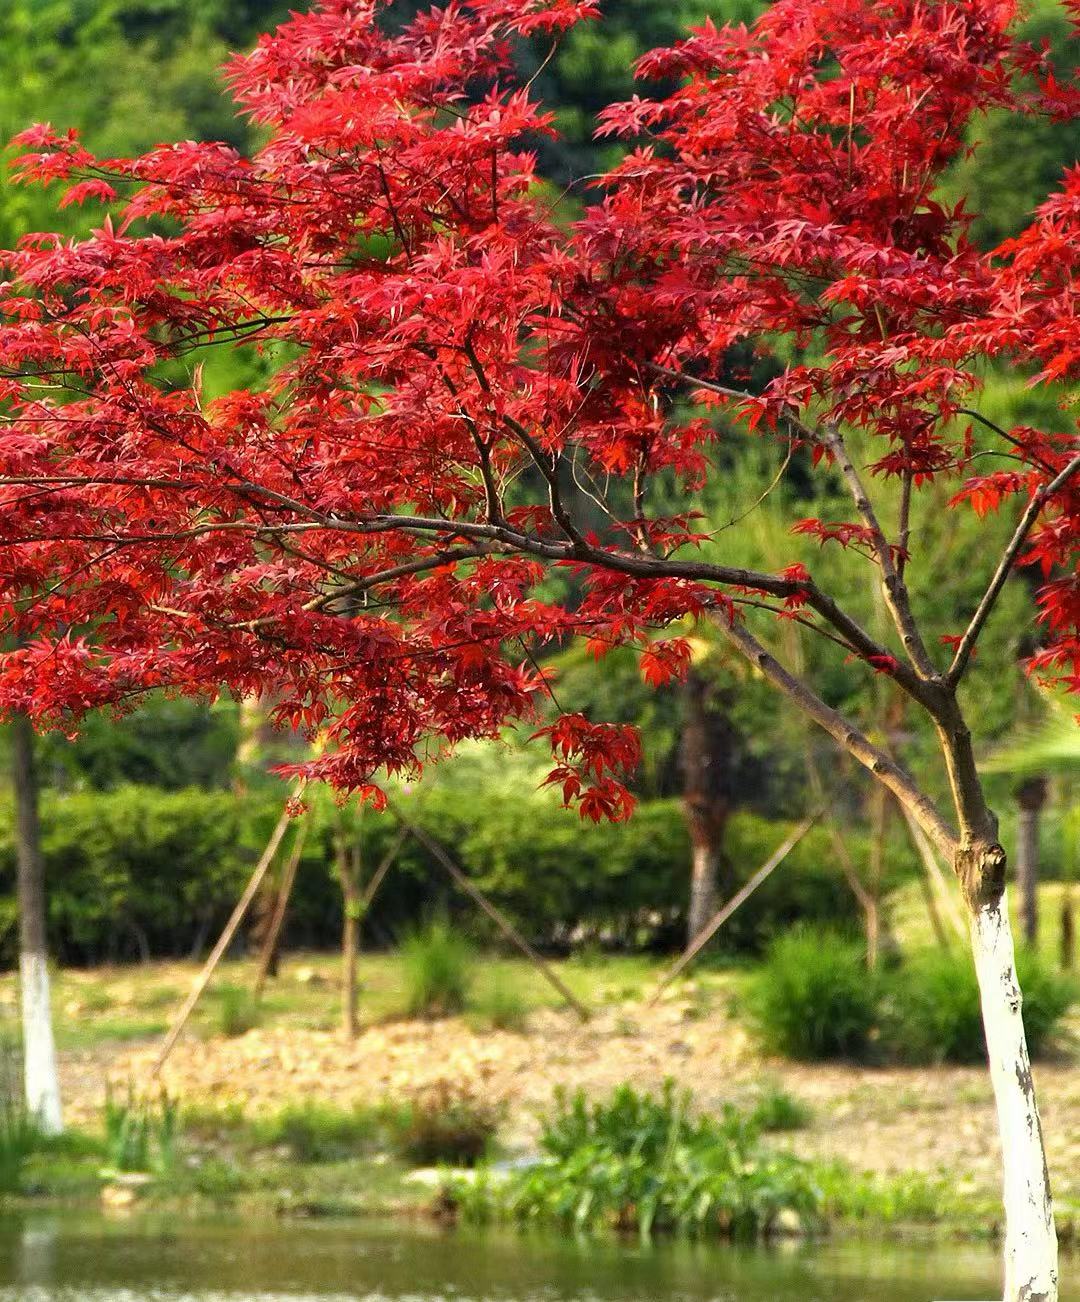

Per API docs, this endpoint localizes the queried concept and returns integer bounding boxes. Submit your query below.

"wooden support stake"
[899,803,967,941]
[390,805,590,1022]
[253,812,311,999]
[647,810,822,1008]
[153,796,296,1075]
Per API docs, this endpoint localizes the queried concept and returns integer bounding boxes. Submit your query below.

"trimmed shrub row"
[0,785,910,964]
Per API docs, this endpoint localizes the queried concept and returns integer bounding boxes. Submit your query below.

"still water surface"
[0,1212,1073,1302]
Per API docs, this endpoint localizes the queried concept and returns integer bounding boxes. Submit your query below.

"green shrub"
[252,1103,380,1163]
[469,978,531,1033]
[748,927,880,1061]
[453,1081,819,1239]
[813,1161,955,1223]
[0,771,890,963]
[103,1086,178,1174]
[388,1082,500,1167]
[748,1083,812,1133]
[211,984,261,1038]
[401,917,473,1018]
[885,948,1074,1064]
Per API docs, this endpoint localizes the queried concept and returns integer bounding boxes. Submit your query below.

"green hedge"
[0,785,905,964]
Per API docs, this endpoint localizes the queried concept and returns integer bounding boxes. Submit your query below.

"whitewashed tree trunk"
[970,887,1056,1302]
[19,952,62,1134]
[687,843,719,942]
[12,714,63,1135]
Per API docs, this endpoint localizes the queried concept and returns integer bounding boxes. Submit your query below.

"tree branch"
[947,451,1080,685]
[713,609,958,858]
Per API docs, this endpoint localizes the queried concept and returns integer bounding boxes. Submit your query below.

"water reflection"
[0,1211,1063,1302]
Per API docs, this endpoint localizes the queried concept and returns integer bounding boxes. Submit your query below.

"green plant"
[813,1161,957,1223]
[252,1103,381,1163]
[453,1081,819,1239]
[885,948,1074,1064]
[400,916,474,1018]
[747,927,881,1061]
[212,984,261,1038]
[0,1034,38,1194]
[388,1081,500,1167]
[103,1085,179,1174]
[748,1083,812,1133]
[469,979,531,1033]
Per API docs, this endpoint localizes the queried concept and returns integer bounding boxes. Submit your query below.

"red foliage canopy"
[0,0,1077,816]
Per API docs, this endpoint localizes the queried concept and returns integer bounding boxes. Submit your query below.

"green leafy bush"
[748,1084,812,1133]
[388,1082,500,1167]
[401,916,474,1018]
[469,978,531,1033]
[748,928,881,1061]
[211,984,261,1038]
[884,948,1074,1064]
[251,1103,380,1163]
[0,769,900,963]
[453,1082,819,1239]
[103,1086,178,1174]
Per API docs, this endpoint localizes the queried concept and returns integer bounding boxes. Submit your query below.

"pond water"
[0,1211,1072,1302]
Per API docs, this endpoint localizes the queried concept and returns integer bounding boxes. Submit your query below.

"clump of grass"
[401,917,473,1018]
[748,1083,812,1133]
[884,948,1074,1064]
[747,927,880,1061]
[452,1081,818,1239]
[813,1161,956,1223]
[388,1080,500,1166]
[103,1085,178,1174]
[0,1034,38,1194]
[253,1102,381,1163]
[211,984,261,1038]
[468,980,531,1033]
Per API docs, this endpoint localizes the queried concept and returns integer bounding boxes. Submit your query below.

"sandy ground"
[59,991,1080,1211]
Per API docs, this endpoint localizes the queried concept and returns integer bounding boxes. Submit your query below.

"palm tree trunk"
[11,714,62,1135]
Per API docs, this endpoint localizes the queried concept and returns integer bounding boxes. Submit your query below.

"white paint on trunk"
[687,844,719,942]
[19,951,62,1135]
[970,891,1056,1302]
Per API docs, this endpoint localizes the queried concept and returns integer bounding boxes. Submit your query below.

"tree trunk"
[1016,777,1047,948]
[687,843,719,944]
[960,844,1057,1302]
[680,669,734,944]
[1061,890,1074,972]
[11,714,63,1135]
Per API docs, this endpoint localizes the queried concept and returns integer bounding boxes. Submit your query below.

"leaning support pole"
[648,811,821,1008]
[899,804,967,942]
[252,812,311,999]
[390,805,590,1022]
[153,796,296,1075]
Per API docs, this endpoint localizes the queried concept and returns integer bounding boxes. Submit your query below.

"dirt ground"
[57,979,1080,1214]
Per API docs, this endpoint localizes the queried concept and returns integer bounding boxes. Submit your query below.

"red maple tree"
[1,2,1078,1295]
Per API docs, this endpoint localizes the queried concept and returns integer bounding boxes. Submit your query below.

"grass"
[401,917,474,1018]
[249,1101,382,1162]
[0,951,677,1054]
[748,1083,812,1133]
